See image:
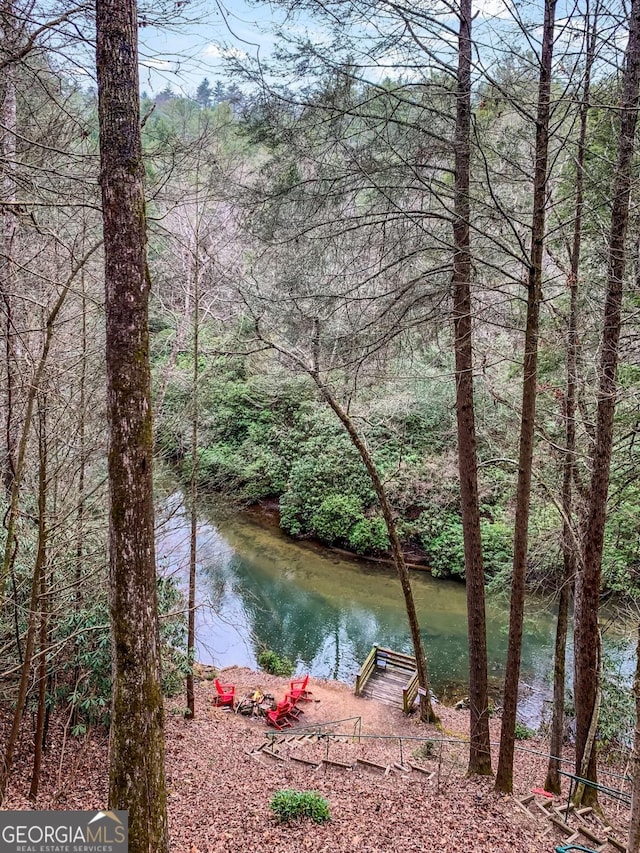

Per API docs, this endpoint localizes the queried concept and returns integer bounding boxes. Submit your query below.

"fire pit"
[236,689,275,717]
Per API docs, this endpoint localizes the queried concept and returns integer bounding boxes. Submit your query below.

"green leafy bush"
[597,645,635,749]
[279,419,374,540]
[56,601,112,730]
[258,648,294,677]
[270,790,330,824]
[415,509,512,580]
[312,494,364,544]
[157,576,190,697]
[514,721,535,740]
[54,577,188,732]
[348,517,389,554]
[425,515,466,579]
[411,740,435,760]
[480,518,513,578]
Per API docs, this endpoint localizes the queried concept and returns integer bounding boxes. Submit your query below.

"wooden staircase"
[249,732,435,780]
[515,791,628,852]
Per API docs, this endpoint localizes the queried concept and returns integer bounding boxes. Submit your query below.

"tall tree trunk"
[0,0,18,494]
[95,0,169,848]
[574,0,640,803]
[186,232,200,720]
[495,0,557,794]
[310,360,438,724]
[30,393,48,802]
[452,0,491,777]
[573,631,602,807]
[544,4,598,795]
[0,408,48,804]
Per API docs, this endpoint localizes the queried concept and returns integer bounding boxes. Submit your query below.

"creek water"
[156,492,634,726]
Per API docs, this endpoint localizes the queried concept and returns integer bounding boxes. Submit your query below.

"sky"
[137,0,302,96]
[132,0,623,98]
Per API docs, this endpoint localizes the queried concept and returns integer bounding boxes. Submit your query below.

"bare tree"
[544,1,599,795]
[452,0,492,776]
[0,0,19,495]
[496,0,557,794]
[574,0,640,802]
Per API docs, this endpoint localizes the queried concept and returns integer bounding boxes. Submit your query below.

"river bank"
[243,498,434,571]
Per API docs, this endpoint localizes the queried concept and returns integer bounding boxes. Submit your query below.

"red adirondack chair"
[284,691,306,715]
[288,674,312,703]
[266,700,295,731]
[213,678,235,708]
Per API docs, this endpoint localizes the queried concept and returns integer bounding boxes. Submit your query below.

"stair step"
[261,749,285,762]
[578,825,606,846]
[290,755,322,768]
[513,798,534,817]
[554,805,574,819]
[408,763,434,779]
[576,807,594,817]
[549,815,576,836]
[323,758,353,770]
[606,834,627,852]
[356,758,388,773]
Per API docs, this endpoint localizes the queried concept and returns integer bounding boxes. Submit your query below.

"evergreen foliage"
[270,790,331,824]
[257,649,295,676]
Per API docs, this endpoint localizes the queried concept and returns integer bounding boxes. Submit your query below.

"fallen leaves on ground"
[0,668,627,853]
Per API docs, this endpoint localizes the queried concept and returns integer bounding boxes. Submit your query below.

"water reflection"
[155,492,631,723]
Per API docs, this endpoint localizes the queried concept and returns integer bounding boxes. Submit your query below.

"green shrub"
[196,445,243,491]
[597,644,635,748]
[415,509,512,580]
[312,494,363,544]
[258,648,294,677]
[480,518,512,578]
[279,415,375,539]
[412,740,435,760]
[270,790,330,824]
[54,577,188,732]
[56,601,112,731]
[157,576,190,697]
[428,517,466,579]
[514,721,535,740]
[348,517,389,554]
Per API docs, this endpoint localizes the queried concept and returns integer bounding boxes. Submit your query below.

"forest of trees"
[3,0,640,847]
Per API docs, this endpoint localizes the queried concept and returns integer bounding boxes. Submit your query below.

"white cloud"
[202,43,248,62]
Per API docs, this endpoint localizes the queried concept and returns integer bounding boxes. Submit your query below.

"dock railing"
[402,671,419,714]
[355,646,377,696]
[355,645,419,714]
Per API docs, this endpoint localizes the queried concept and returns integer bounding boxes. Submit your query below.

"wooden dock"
[355,646,419,714]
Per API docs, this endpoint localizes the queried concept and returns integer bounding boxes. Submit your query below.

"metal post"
[565,777,574,823]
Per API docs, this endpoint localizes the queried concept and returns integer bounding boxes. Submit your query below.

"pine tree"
[196,77,212,109]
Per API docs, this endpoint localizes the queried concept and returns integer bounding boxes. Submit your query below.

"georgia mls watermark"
[0,810,127,853]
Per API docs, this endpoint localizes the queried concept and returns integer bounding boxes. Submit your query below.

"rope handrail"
[265,715,362,743]
[264,726,631,782]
